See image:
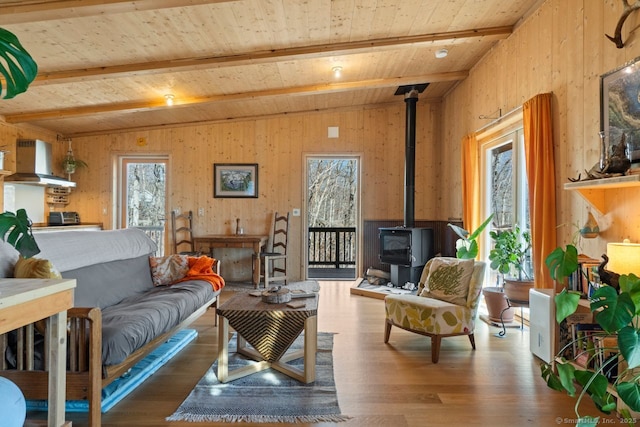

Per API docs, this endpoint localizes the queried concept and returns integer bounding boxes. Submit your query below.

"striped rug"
[167,332,349,423]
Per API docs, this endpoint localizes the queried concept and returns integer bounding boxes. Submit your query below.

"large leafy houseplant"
[447,214,493,259]
[0,27,37,99]
[488,225,532,281]
[0,209,40,258]
[541,244,640,427]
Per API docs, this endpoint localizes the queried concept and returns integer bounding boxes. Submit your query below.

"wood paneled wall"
[62,102,443,280]
[440,0,640,261]
[4,0,635,280]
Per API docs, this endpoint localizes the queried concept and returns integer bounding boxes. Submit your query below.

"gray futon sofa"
[0,228,222,427]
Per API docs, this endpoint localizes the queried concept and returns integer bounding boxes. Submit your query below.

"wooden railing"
[308,227,356,269]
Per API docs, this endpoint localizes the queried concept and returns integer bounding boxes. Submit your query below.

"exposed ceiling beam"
[32,26,511,86]
[0,0,240,25]
[5,71,468,123]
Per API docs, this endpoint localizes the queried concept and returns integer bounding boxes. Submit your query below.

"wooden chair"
[171,210,198,255]
[255,212,289,288]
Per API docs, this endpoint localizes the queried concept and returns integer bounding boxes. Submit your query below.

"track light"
[164,94,175,106]
[332,66,342,78]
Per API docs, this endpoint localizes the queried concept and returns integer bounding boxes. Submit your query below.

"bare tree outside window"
[126,162,166,227]
[121,158,168,255]
[307,158,358,278]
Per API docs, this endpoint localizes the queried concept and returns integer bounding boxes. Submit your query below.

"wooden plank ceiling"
[0,0,542,136]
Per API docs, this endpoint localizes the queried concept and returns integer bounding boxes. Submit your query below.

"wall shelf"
[563,174,640,214]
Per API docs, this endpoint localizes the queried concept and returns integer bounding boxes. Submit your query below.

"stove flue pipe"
[403,89,419,228]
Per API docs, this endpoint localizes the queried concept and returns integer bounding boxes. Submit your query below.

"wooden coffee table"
[216,284,319,383]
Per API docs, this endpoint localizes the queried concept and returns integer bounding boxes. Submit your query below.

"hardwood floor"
[34,281,617,427]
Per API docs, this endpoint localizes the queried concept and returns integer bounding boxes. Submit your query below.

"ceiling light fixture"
[164,94,175,106]
[435,48,448,59]
[332,66,343,78]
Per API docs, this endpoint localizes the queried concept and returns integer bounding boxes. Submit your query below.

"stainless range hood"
[4,139,76,187]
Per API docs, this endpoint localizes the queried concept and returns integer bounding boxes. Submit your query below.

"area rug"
[167,332,349,423]
[28,329,197,413]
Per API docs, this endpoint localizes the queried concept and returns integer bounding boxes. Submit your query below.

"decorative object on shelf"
[261,286,291,304]
[541,243,640,426]
[580,210,600,239]
[0,208,40,258]
[605,0,640,48]
[61,137,88,178]
[597,254,621,291]
[570,132,631,182]
[0,27,37,99]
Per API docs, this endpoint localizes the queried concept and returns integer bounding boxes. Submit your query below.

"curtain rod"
[474,92,554,135]
[475,105,523,135]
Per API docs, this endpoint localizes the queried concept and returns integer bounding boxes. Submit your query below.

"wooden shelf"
[563,174,640,214]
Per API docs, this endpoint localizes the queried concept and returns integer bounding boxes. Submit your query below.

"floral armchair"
[384,257,486,363]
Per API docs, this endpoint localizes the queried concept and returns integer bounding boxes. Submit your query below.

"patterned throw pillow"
[14,256,62,279]
[420,257,474,306]
[149,254,189,286]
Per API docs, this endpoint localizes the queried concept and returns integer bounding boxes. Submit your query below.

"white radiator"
[529,288,555,363]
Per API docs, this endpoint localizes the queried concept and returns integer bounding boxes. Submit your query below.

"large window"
[480,127,531,287]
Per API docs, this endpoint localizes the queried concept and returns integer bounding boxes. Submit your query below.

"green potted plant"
[488,224,534,302]
[447,214,493,260]
[448,214,513,322]
[0,208,40,258]
[541,244,640,427]
[61,153,88,175]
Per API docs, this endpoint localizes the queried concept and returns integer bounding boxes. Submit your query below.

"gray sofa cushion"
[62,254,155,309]
[100,280,218,365]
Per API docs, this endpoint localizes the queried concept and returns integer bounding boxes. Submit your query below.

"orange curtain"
[461,133,480,233]
[523,93,557,289]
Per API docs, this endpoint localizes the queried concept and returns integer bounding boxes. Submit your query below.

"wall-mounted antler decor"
[606,0,640,48]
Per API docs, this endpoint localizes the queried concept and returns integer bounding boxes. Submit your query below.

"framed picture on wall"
[214,163,258,198]
[601,56,640,169]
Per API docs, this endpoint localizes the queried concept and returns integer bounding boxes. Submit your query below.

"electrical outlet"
[292,208,301,216]
[198,208,205,217]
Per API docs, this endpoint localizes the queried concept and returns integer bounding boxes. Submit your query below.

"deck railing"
[133,226,165,256]
[308,227,356,269]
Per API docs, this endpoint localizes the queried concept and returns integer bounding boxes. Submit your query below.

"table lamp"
[606,240,640,276]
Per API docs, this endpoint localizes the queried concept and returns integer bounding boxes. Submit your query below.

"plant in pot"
[488,224,534,303]
[541,244,640,427]
[448,214,513,323]
[0,208,40,258]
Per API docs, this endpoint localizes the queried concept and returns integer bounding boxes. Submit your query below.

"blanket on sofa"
[174,256,225,291]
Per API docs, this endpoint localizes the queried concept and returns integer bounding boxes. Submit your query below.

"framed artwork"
[601,56,640,168]
[214,163,258,198]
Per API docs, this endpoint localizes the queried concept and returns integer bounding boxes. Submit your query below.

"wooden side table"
[193,234,268,287]
[216,285,319,383]
[0,278,76,427]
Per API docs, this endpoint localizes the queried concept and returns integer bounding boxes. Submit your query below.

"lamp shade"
[607,241,640,276]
